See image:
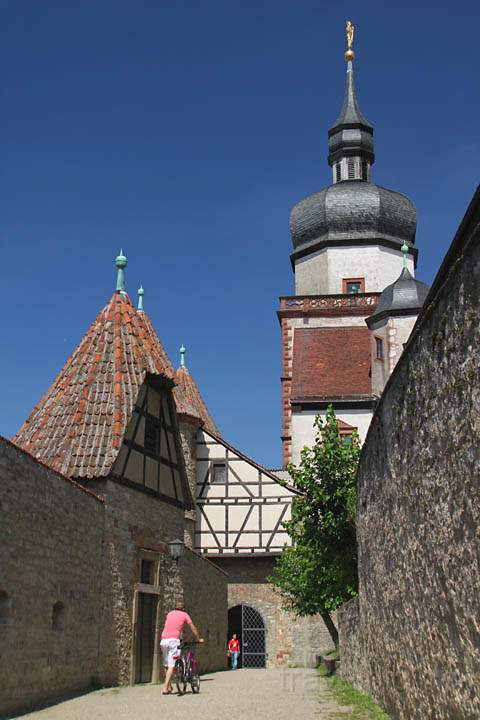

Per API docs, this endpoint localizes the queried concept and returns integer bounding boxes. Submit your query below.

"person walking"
[228,633,240,670]
[160,601,203,695]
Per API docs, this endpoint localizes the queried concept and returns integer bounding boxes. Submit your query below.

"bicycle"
[173,641,201,695]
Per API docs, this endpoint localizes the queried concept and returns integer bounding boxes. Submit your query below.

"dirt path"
[17,669,350,720]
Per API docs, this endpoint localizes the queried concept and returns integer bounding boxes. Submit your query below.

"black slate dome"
[366,266,430,329]
[290,181,417,253]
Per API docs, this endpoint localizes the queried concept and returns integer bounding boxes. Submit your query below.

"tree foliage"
[270,406,360,645]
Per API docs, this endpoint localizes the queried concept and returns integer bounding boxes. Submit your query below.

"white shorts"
[161,638,180,668]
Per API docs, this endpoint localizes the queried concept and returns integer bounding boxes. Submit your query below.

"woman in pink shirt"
[160,601,203,694]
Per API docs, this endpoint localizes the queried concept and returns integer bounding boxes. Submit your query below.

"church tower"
[279,22,425,466]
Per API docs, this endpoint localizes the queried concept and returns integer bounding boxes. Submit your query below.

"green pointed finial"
[180,344,186,369]
[401,242,409,269]
[115,249,128,293]
[137,285,144,311]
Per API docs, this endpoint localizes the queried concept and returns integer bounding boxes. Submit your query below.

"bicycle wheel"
[174,660,187,695]
[190,673,200,694]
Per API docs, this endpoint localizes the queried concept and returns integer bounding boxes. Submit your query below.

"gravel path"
[17,669,350,720]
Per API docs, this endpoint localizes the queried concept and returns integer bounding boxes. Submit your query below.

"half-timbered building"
[188,425,333,667]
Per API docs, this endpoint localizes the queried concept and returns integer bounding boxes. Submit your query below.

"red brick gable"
[291,326,372,400]
[13,292,176,478]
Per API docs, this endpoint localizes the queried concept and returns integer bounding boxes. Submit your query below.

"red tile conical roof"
[13,292,175,478]
[173,366,219,436]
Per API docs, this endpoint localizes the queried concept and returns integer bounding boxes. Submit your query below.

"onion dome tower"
[289,22,418,296]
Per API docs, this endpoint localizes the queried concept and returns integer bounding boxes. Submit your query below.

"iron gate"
[241,605,266,668]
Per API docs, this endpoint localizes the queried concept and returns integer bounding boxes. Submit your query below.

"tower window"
[375,337,384,360]
[342,278,365,294]
[347,158,355,179]
[361,160,368,180]
[335,163,341,182]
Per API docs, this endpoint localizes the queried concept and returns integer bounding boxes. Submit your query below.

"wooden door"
[136,593,158,683]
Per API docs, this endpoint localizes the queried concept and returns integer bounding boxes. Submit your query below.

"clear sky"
[1,0,478,468]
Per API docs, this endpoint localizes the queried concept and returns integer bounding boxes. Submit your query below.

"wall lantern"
[168,539,185,562]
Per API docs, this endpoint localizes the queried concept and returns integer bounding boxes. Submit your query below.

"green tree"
[270,405,360,647]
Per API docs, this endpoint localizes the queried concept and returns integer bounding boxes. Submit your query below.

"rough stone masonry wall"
[178,420,198,549]
[181,549,228,673]
[91,477,228,684]
[0,439,105,718]
[92,477,186,684]
[338,193,480,719]
[215,557,334,667]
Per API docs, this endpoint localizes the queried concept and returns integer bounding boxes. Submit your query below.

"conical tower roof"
[173,347,219,436]
[14,291,175,478]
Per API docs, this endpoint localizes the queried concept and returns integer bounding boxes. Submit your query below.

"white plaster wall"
[291,410,373,466]
[295,245,415,296]
[387,315,418,375]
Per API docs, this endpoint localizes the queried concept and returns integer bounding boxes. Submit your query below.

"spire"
[115,250,127,293]
[328,21,374,181]
[401,242,409,270]
[137,285,144,311]
[179,344,186,369]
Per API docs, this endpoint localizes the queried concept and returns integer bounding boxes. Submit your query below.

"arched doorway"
[228,604,266,668]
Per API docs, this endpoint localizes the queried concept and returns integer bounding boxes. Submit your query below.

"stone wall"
[91,477,228,684]
[178,420,198,549]
[91,477,188,684]
[181,550,228,673]
[215,556,334,668]
[338,188,480,719]
[0,438,105,718]
[0,439,228,716]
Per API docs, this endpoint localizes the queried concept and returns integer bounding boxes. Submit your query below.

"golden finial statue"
[345,20,355,61]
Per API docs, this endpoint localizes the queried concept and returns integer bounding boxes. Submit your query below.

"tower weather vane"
[345,20,355,61]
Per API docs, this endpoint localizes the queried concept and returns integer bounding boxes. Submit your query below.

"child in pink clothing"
[160,602,203,694]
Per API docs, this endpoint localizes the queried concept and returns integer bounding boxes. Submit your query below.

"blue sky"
[1,0,478,468]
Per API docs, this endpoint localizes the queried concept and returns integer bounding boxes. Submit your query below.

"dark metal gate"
[241,605,266,668]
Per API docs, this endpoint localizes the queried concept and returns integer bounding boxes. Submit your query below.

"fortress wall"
[0,439,105,717]
[338,188,480,719]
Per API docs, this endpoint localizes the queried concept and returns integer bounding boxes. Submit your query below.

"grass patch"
[319,670,390,719]
[324,648,340,660]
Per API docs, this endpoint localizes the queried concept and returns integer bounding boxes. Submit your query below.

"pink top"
[161,610,192,640]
